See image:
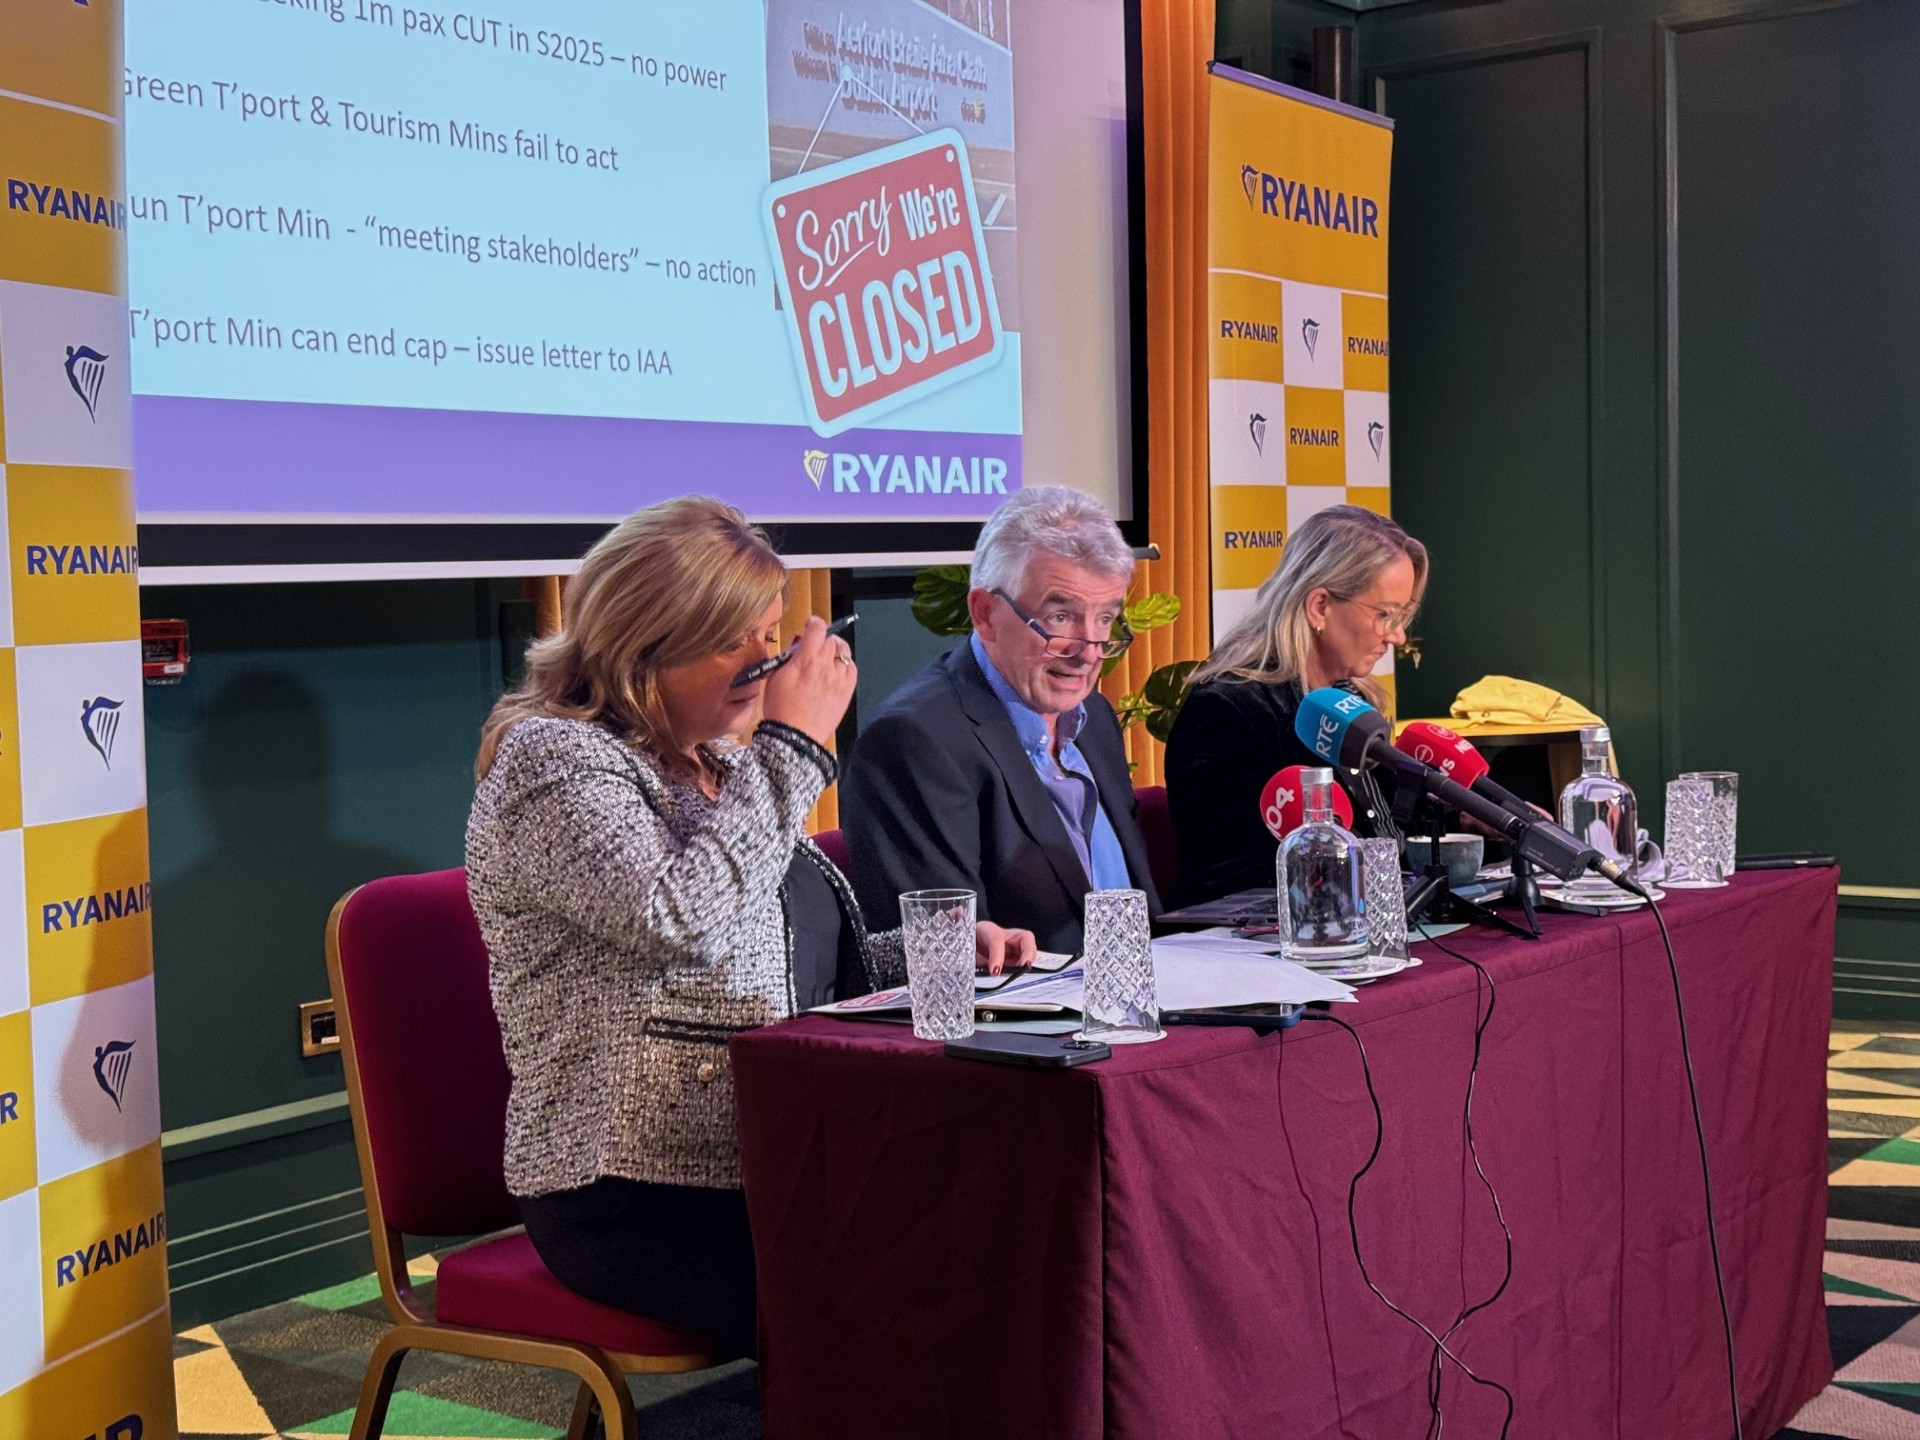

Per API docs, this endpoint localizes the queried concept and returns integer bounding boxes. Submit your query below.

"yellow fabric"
[1449,676,1604,730]
[1096,0,1216,788]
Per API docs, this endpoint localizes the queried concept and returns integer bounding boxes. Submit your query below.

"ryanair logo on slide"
[65,344,108,421]
[1240,164,1259,207]
[1367,421,1386,461]
[81,695,123,769]
[4,178,127,231]
[1247,413,1267,456]
[801,449,1010,497]
[92,1040,134,1113]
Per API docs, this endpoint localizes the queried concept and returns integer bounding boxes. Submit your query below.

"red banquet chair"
[810,827,851,873]
[325,869,714,1440]
[1132,784,1181,901]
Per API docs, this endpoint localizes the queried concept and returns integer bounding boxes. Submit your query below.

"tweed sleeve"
[862,928,908,989]
[486,720,832,968]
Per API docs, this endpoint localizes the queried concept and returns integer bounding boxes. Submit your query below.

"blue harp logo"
[81,695,123,769]
[94,1040,135,1112]
[65,345,108,422]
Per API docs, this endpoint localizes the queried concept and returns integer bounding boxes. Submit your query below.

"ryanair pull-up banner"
[0,1,179,1435]
[1205,66,1396,703]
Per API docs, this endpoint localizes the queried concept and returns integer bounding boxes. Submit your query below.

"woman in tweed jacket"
[467,497,1033,1360]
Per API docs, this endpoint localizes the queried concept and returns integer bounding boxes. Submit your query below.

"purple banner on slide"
[131,395,1024,521]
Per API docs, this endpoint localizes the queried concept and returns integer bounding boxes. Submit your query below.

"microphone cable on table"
[1411,921,1516,1440]
[1301,1009,1516,1440]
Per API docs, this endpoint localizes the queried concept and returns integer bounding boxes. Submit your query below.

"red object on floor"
[733,868,1837,1439]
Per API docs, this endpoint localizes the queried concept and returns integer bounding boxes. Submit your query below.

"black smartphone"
[945,1033,1110,1069]
[1735,852,1837,870]
[730,613,858,688]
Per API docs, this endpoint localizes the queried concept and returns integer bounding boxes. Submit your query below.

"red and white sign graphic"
[764,129,1005,436]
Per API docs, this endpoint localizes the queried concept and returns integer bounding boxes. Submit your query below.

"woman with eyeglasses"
[467,497,1035,1362]
[1163,504,1429,905]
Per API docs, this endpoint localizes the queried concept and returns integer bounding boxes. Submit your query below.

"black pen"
[730,613,858,688]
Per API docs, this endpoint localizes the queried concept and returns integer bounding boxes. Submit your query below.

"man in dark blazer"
[841,488,1161,955]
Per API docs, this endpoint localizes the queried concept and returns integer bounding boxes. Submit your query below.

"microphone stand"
[1504,853,1543,937]
[1399,802,1539,941]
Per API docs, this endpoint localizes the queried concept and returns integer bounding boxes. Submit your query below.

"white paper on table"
[1148,941,1356,1008]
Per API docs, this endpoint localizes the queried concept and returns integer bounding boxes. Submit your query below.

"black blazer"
[1162,676,1399,906]
[840,644,1161,955]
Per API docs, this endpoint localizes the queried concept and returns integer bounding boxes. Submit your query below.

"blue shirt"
[970,634,1133,892]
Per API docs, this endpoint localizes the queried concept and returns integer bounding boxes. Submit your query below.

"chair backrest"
[328,869,521,1240]
[1133,785,1180,900]
[812,827,851,874]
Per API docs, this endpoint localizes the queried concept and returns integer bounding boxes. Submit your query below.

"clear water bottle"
[1558,726,1637,897]
[1277,767,1368,964]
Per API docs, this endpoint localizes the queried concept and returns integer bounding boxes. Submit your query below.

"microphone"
[1395,721,1536,822]
[1294,689,1643,893]
[1260,764,1354,840]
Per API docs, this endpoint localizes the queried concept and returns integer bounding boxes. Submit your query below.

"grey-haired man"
[841,487,1161,955]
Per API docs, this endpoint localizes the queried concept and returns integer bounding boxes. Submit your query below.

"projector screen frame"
[134,3,1153,586]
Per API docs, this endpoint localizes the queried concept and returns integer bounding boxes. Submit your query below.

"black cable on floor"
[1303,1010,1515,1440]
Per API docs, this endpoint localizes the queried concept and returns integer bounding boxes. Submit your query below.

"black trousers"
[518,1176,758,1361]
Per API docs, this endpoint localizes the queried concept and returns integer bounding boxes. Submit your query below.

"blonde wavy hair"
[1190,505,1428,710]
[476,496,787,779]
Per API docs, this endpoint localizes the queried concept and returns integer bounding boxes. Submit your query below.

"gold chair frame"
[326,888,715,1440]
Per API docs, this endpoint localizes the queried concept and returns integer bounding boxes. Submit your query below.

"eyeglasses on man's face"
[1336,596,1418,635]
[991,588,1134,660]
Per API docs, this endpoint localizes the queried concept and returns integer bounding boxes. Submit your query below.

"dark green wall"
[144,580,520,1325]
[1354,0,1920,1013]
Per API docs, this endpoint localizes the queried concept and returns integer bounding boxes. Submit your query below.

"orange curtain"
[780,569,840,833]
[1098,0,1214,789]
[521,575,564,637]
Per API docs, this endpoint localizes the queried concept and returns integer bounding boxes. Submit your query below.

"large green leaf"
[1124,592,1181,632]
[1141,659,1199,744]
[910,564,975,636]
[1142,658,1199,709]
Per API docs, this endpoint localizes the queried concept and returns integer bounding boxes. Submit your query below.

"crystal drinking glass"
[1077,889,1163,1045]
[1662,778,1722,888]
[1360,837,1410,963]
[1681,771,1739,884]
[899,889,977,1041]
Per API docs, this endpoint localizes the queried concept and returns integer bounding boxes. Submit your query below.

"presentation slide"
[124,0,1135,530]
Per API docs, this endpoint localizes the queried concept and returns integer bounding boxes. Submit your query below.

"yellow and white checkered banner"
[1205,66,1395,700]
[0,0,179,1435]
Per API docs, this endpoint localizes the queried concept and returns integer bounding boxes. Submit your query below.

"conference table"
[731,868,1836,1439]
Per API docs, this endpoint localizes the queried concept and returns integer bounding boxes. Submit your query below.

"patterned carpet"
[171,1256,761,1440]
[1780,1027,1920,1438]
[173,1026,1920,1439]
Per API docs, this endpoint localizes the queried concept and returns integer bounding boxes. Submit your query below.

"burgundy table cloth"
[731,869,1836,1439]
